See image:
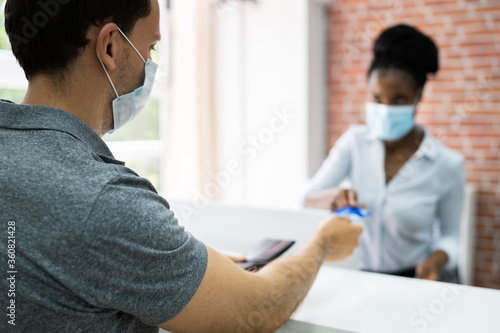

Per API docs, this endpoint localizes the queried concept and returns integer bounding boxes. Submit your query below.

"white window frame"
[0,52,27,91]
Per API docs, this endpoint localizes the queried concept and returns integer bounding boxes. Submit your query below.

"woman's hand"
[415,260,440,281]
[415,250,449,281]
[330,189,360,211]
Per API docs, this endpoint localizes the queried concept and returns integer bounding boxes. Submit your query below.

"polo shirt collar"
[0,101,124,165]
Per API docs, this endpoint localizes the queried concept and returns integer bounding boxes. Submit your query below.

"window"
[0,0,170,194]
[0,2,10,50]
[0,1,28,102]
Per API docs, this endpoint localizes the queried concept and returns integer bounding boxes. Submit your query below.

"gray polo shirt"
[0,101,208,332]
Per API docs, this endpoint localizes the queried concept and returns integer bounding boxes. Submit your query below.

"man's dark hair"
[368,24,439,89]
[4,0,152,80]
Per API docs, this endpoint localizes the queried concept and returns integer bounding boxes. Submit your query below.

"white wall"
[213,0,328,209]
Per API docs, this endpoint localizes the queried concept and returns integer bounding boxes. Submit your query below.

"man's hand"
[159,215,363,333]
[316,215,363,262]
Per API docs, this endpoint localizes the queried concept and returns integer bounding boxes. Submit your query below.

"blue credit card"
[332,206,371,222]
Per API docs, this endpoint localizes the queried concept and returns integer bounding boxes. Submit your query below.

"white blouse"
[306,125,465,272]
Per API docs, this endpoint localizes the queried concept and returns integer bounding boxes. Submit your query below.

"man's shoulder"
[0,123,137,231]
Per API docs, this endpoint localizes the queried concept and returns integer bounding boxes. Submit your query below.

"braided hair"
[368,24,439,89]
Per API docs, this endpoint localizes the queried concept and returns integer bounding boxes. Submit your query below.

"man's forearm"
[243,233,328,332]
[159,216,360,333]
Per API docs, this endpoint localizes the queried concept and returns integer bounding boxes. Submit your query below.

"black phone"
[237,239,296,271]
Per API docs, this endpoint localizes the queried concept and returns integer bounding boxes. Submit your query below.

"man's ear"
[96,23,120,71]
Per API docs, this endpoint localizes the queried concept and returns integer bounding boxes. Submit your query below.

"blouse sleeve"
[433,157,466,270]
[305,127,354,195]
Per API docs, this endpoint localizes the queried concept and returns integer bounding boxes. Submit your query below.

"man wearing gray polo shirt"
[0,0,362,332]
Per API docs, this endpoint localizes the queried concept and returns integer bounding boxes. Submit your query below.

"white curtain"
[165,0,218,201]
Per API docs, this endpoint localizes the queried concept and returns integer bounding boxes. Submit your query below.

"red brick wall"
[327,0,500,288]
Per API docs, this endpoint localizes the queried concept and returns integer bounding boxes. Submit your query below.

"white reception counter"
[168,202,500,333]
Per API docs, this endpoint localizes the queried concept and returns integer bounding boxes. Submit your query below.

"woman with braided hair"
[304,24,465,281]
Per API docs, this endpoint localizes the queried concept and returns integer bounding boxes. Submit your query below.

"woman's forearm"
[303,188,338,209]
[426,250,449,270]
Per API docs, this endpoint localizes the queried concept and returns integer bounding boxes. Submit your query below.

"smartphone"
[237,239,295,271]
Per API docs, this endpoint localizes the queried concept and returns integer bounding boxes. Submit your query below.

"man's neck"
[22,75,111,137]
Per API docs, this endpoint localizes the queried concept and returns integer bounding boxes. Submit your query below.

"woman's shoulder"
[341,124,372,140]
[330,125,372,149]
[425,130,465,170]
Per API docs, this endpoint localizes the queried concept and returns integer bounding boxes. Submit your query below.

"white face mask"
[365,102,416,141]
[97,27,158,133]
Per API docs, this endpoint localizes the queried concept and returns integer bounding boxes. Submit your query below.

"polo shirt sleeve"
[433,157,466,270]
[71,174,208,326]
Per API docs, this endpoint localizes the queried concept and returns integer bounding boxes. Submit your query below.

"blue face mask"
[98,27,159,133]
[365,102,416,141]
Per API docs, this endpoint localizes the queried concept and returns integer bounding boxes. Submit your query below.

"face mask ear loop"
[413,88,423,107]
[97,51,119,98]
[410,88,422,121]
[116,27,147,64]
